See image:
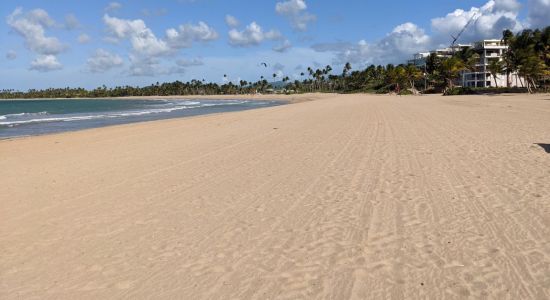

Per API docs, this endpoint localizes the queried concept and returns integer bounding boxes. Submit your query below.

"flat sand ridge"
[1,94,550,299]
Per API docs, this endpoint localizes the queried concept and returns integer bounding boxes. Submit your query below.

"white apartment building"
[461,39,523,88]
[409,39,524,88]
[407,45,472,67]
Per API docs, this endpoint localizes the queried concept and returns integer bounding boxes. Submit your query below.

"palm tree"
[405,64,423,90]
[342,62,351,77]
[502,29,516,87]
[518,54,546,93]
[440,57,466,91]
[488,59,504,87]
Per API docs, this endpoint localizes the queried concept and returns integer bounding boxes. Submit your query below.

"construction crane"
[451,12,480,51]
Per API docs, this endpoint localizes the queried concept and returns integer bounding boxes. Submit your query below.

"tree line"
[1,26,548,99]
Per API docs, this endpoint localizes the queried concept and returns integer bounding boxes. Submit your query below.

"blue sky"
[1,0,548,90]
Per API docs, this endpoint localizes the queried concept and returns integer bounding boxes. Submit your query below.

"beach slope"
[1,94,550,299]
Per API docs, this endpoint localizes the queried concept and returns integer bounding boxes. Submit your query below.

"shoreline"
[0,93,337,104]
[0,97,295,141]
[2,93,548,142]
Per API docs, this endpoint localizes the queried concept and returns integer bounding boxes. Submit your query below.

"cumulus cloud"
[64,13,80,30]
[104,15,218,53]
[77,33,91,44]
[312,0,533,66]
[275,0,316,31]
[527,0,550,28]
[431,0,523,46]
[105,2,122,12]
[225,15,240,28]
[103,14,217,76]
[389,23,431,53]
[165,22,219,49]
[275,0,306,15]
[103,14,171,57]
[6,8,65,55]
[495,0,521,11]
[103,15,172,75]
[228,22,283,47]
[30,55,62,72]
[350,23,430,65]
[87,49,124,73]
[6,50,17,60]
[313,22,431,66]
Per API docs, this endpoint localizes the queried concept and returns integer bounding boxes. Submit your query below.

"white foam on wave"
[0,104,213,127]
[181,101,201,106]
[0,100,255,127]
[0,111,48,120]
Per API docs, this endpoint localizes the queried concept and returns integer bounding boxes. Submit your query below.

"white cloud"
[30,55,62,72]
[104,16,218,53]
[105,2,122,12]
[527,0,550,28]
[275,0,316,31]
[64,14,80,30]
[495,0,521,11]
[275,0,306,15]
[103,14,217,76]
[273,39,292,52]
[312,0,531,66]
[225,15,240,28]
[77,33,91,44]
[6,50,17,60]
[103,14,173,76]
[6,8,65,55]
[390,22,431,53]
[431,0,523,46]
[228,22,283,47]
[313,22,431,66]
[165,22,219,49]
[103,14,171,57]
[87,49,124,73]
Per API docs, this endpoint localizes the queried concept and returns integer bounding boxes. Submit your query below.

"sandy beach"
[1,93,550,299]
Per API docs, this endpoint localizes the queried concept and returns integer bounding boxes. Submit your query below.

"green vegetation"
[1,26,548,99]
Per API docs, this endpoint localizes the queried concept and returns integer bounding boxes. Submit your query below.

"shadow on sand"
[536,144,550,153]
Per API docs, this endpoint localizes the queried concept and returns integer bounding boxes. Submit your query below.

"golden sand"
[1,93,550,299]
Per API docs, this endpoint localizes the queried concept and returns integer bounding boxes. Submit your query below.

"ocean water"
[0,99,284,139]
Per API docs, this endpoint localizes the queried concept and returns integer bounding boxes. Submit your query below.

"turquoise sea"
[0,99,283,139]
